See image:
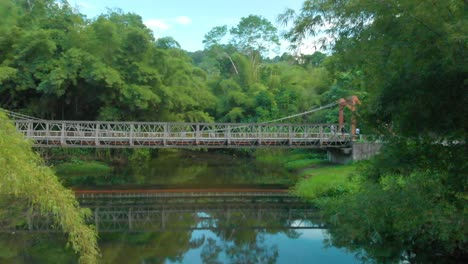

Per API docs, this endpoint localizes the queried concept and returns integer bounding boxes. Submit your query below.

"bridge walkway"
[14,120,352,149]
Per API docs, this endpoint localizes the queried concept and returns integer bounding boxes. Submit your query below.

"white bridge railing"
[14,120,352,148]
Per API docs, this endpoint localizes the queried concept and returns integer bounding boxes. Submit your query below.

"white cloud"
[144,19,171,31]
[76,1,95,10]
[144,16,192,32]
[175,16,192,25]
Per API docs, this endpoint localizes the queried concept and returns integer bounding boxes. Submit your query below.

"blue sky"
[73,0,312,54]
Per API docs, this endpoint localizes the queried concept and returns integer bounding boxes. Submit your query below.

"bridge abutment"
[327,142,383,164]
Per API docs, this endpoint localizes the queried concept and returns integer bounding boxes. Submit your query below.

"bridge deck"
[15,120,351,149]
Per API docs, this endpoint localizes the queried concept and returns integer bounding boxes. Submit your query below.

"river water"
[1,150,360,263]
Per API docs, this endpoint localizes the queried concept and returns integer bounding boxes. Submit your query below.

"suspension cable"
[0,108,45,121]
[261,101,338,124]
[2,99,341,133]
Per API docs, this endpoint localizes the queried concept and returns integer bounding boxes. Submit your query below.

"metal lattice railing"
[13,120,352,148]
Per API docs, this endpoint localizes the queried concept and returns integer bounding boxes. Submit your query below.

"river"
[1,150,360,263]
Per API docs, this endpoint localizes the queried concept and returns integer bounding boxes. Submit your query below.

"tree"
[0,1,216,123]
[0,111,99,263]
[280,0,466,137]
[202,25,228,49]
[156,36,181,49]
[283,0,467,261]
[230,15,279,59]
[230,15,280,81]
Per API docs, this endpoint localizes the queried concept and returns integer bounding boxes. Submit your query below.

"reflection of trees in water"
[198,209,303,264]
[124,151,292,186]
[0,195,30,229]
[60,150,294,187]
[0,197,80,263]
[0,233,77,263]
[95,204,303,263]
[226,234,278,264]
[96,207,299,264]
[0,209,202,264]
[2,194,314,263]
[98,231,204,264]
[98,212,201,264]
[200,234,279,264]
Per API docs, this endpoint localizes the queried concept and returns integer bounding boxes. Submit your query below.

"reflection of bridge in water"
[10,190,323,233]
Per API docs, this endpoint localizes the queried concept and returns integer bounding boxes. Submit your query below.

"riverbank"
[50,148,359,191]
[292,164,358,200]
[52,149,310,188]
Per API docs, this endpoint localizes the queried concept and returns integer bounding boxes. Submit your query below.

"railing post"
[95,123,100,146]
[27,211,33,230]
[60,123,65,145]
[128,208,133,230]
[163,123,168,146]
[27,122,32,138]
[129,124,134,146]
[319,125,323,147]
[227,125,231,146]
[45,122,50,145]
[162,208,166,229]
[138,124,141,138]
[196,124,200,145]
[288,125,292,146]
[258,125,262,145]
[94,207,99,233]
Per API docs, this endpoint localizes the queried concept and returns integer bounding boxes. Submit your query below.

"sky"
[73,0,314,55]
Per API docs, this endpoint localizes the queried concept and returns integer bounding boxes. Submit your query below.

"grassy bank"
[54,161,113,186]
[254,149,327,170]
[255,149,358,198]
[292,164,358,200]
[55,161,112,177]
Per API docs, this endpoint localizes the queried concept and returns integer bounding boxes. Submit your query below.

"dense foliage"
[0,0,349,125]
[0,0,214,121]
[283,0,467,262]
[1,0,466,262]
[0,112,99,263]
[281,0,466,137]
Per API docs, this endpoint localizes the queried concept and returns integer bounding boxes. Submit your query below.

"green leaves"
[0,112,99,263]
[230,15,280,58]
[282,0,466,137]
[0,66,17,83]
[320,169,466,262]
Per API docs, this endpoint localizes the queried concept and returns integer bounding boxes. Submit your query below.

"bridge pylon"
[338,95,361,139]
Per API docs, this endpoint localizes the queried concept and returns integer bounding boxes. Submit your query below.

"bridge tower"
[338,95,361,139]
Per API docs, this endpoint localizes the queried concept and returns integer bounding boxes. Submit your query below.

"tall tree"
[280,0,466,137]
[230,15,280,81]
[283,1,467,261]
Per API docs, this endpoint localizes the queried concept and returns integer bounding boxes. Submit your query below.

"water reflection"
[2,191,359,264]
[16,191,322,232]
[61,151,297,188]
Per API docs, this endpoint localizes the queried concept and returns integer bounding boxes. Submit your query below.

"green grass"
[293,164,358,200]
[255,149,328,171]
[54,161,112,177]
[284,158,325,171]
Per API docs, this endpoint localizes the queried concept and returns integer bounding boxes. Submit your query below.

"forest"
[0,0,466,263]
[0,0,350,124]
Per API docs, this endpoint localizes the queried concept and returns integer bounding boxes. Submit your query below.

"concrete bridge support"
[327,142,383,164]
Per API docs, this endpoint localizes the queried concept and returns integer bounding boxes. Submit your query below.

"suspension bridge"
[2,98,360,149]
